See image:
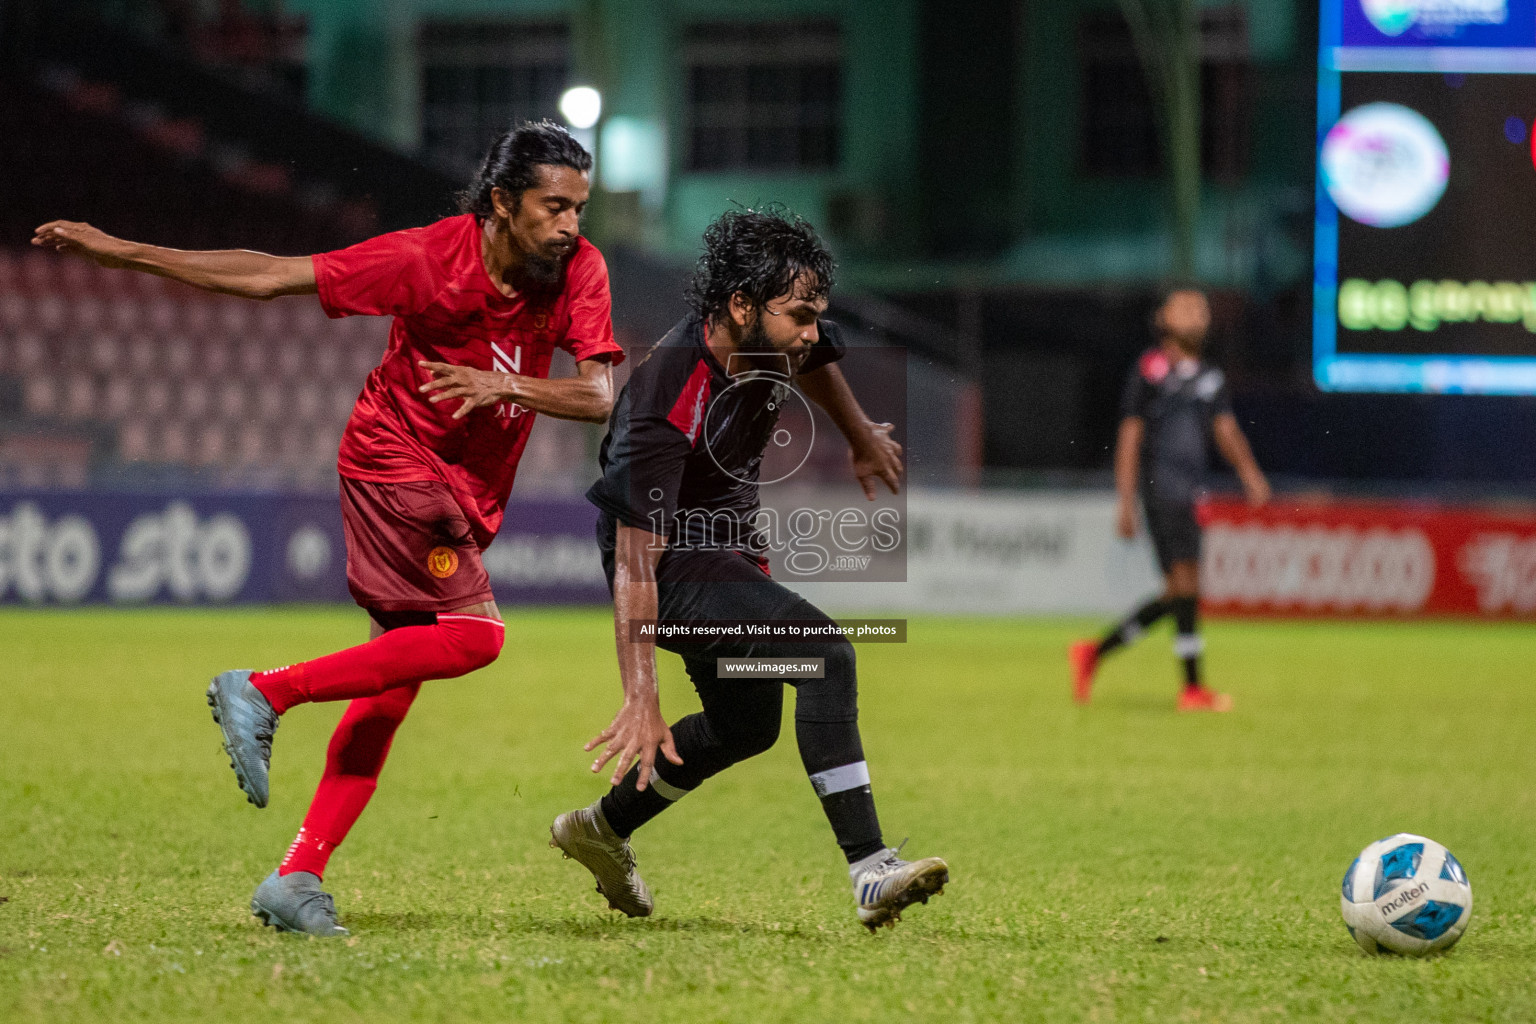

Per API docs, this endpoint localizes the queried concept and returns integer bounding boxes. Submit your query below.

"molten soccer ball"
[1340,833,1472,956]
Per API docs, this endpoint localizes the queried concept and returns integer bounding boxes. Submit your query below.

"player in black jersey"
[549,207,949,931]
[1070,288,1270,711]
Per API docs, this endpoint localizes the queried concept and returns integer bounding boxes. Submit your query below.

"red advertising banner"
[1199,496,1536,618]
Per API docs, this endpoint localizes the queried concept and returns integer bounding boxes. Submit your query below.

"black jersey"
[1121,347,1232,506]
[586,315,845,554]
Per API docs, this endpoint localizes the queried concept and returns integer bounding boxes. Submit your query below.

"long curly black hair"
[458,120,592,216]
[686,205,835,322]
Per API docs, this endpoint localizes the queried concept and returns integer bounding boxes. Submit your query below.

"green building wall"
[284,0,922,262]
[280,0,1311,289]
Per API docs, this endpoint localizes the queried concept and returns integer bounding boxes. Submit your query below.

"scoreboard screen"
[1317,0,1536,393]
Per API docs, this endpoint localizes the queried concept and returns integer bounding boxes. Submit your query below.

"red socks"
[251,613,504,714]
[261,613,503,880]
[277,682,422,879]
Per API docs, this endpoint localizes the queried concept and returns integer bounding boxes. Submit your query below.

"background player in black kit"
[549,207,949,931]
[1070,288,1270,712]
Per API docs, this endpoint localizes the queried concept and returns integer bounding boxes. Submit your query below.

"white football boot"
[851,846,950,932]
[549,800,654,918]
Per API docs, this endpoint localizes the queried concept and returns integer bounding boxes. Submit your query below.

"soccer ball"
[1340,833,1472,956]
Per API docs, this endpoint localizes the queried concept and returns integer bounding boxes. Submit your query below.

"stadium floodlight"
[559,86,602,130]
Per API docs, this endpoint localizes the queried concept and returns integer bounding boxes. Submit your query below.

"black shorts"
[1142,496,1201,574]
[597,512,814,659]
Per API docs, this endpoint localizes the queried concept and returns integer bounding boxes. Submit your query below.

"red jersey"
[311,214,623,546]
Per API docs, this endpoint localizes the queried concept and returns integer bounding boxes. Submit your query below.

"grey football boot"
[205,669,279,808]
[850,847,950,932]
[549,800,654,917]
[251,870,349,937]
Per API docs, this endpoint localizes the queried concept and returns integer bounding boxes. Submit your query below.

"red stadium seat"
[145,298,180,335]
[89,333,122,375]
[34,294,68,336]
[193,423,228,466]
[0,293,28,331]
[234,422,270,465]
[102,376,134,421]
[23,377,57,417]
[329,383,358,420]
[217,379,248,420]
[256,381,286,423]
[11,333,47,373]
[180,378,212,422]
[61,375,97,420]
[311,345,341,378]
[109,296,143,333]
[127,335,161,376]
[164,336,195,376]
[239,342,267,378]
[158,421,190,463]
[118,419,152,462]
[291,382,322,424]
[139,379,171,419]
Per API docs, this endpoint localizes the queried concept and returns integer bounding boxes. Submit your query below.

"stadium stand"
[0,248,603,493]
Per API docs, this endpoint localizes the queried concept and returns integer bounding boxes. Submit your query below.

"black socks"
[1097,597,1171,658]
[1170,595,1203,687]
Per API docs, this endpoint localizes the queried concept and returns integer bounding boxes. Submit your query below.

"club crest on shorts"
[427,546,459,579]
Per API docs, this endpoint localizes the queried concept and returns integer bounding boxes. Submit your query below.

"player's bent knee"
[436,614,506,675]
[724,717,782,761]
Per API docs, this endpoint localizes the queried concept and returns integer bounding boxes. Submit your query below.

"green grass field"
[3,608,1536,1022]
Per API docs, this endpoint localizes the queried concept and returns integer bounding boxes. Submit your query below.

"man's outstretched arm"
[797,361,902,499]
[585,523,682,791]
[32,220,316,300]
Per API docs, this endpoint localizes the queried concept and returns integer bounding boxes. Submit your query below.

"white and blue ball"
[1340,833,1471,956]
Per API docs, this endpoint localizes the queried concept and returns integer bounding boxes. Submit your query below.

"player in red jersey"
[33,121,623,935]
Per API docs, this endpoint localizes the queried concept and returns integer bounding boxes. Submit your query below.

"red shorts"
[339,476,494,613]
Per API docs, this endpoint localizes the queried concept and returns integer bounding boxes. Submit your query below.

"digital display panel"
[1317,0,1536,392]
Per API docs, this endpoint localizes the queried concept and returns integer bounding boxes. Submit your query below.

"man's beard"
[740,315,773,353]
[735,315,803,376]
[521,248,567,289]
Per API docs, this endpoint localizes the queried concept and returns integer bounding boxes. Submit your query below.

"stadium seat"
[72,296,105,332]
[193,423,228,466]
[145,298,180,335]
[140,379,172,420]
[61,375,98,420]
[23,377,57,417]
[329,383,358,420]
[202,341,233,377]
[34,294,68,335]
[89,333,122,375]
[217,380,248,420]
[11,333,47,373]
[159,421,190,463]
[234,422,270,465]
[291,383,322,424]
[128,335,161,376]
[164,336,195,376]
[311,345,341,378]
[102,377,134,421]
[181,378,212,422]
[118,419,152,462]
[0,294,28,331]
[240,342,268,378]
[256,381,286,423]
